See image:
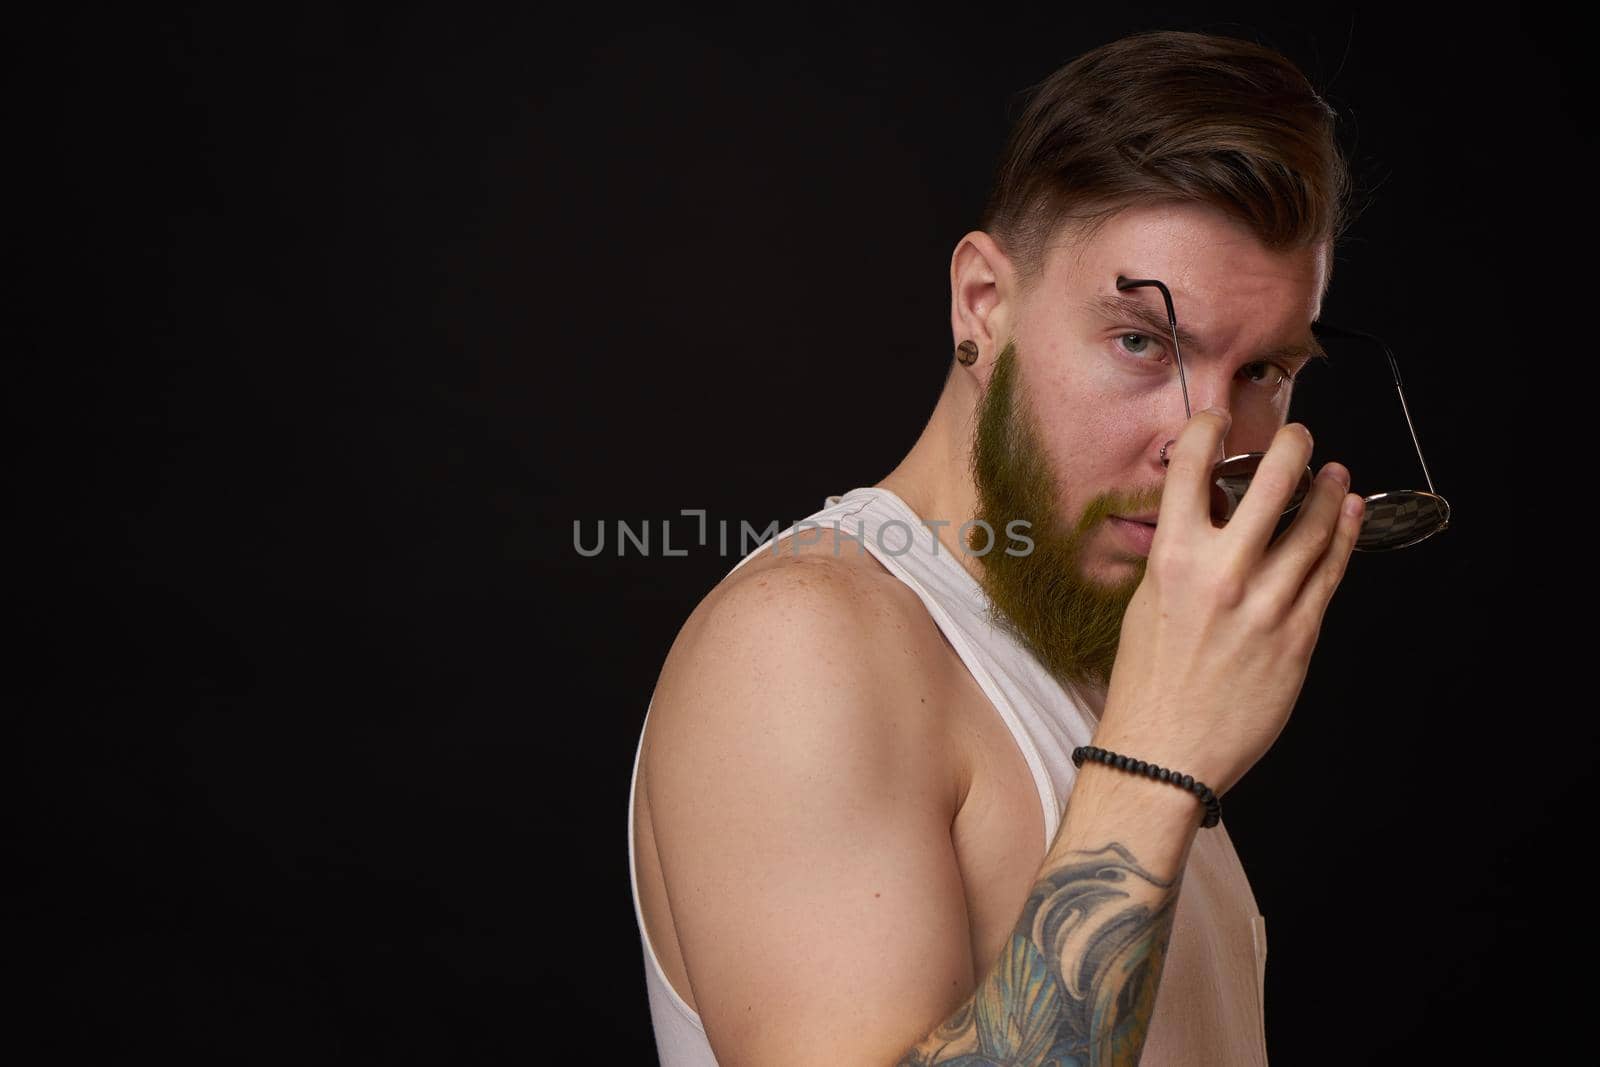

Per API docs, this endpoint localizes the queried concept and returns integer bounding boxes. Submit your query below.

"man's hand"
[1095,407,1365,797]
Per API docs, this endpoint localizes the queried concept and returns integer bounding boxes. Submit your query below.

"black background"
[14,5,1589,1063]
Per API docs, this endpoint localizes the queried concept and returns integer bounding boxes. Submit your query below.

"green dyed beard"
[967,337,1161,692]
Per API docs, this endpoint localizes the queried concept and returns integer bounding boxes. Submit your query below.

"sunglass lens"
[1210,453,1313,523]
[1355,491,1451,551]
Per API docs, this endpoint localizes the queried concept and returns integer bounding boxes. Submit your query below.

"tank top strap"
[812,485,1103,846]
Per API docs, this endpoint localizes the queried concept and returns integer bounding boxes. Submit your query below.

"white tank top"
[628,485,1271,1065]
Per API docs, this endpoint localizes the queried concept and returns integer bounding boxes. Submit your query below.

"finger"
[1257,461,1350,600]
[1287,487,1364,635]
[1219,422,1315,562]
[1157,407,1233,533]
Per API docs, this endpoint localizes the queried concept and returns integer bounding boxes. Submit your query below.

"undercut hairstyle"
[978,29,1358,293]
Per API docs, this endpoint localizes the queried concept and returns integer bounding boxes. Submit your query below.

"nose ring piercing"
[1160,439,1174,466]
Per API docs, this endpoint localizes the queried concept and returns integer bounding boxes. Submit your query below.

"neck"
[875,364,986,586]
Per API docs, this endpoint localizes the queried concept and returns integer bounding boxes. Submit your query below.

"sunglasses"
[1115,275,1451,551]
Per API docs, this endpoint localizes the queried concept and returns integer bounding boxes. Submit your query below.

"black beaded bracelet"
[1071,745,1221,829]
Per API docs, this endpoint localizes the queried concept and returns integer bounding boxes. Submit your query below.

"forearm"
[895,760,1204,1066]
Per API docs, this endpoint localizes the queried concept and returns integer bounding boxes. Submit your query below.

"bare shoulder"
[641,524,986,1063]
[705,525,929,646]
[646,522,969,815]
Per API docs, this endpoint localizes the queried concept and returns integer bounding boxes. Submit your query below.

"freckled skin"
[888,202,1325,693]
[889,199,1324,601]
[1005,203,1325,586]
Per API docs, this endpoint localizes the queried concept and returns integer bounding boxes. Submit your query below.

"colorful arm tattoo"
[898,842,1180,1067]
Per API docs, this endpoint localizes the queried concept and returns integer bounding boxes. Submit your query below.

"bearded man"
[627,29,1367,1067]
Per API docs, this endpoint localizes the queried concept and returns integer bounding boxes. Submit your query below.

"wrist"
[1072,745,1220,829]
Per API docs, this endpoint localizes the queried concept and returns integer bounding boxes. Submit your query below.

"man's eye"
[1240,360,1292,387]
[1117,333,1165,360]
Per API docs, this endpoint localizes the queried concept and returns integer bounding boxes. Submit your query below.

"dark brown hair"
[978,29,1356,292]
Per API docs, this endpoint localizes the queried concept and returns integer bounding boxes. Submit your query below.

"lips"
[1108,515,1157,555]
[1115,515,1158,526]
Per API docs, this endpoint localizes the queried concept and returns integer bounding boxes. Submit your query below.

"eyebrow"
[1084,293,1329,366]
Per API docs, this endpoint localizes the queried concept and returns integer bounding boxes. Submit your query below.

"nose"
[1160,375,1234,467]
[1161,434,1232,468]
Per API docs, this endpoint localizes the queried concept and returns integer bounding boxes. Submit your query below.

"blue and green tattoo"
[898,842,1179,1067]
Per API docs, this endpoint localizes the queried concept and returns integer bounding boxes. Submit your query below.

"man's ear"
[949,230,1016,373]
